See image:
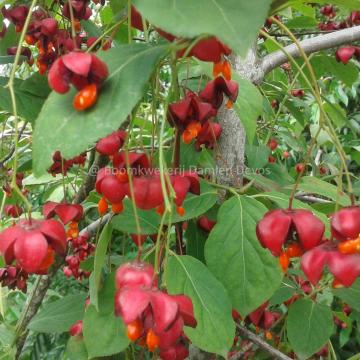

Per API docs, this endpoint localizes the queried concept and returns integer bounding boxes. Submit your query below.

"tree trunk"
[216,45,260,187]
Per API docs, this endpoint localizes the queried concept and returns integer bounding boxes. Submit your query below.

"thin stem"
[124,120,143,259]
[6,0,37,187]
[86,18,127,53]
[288,128,321,210]
[127,0,132,44]
[14,276,42,336]
[67,0,77,44]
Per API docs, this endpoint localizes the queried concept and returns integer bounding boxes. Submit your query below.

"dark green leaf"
[20,73,51,98]
[0,77,48,123]
[133,0,272,56]
[205,196,282,316]
[166,255,235,357]
[0,25,18,56]
[333,278,360,313]
[33,44,168,176]
[246,144,270,170]
[28,294,87,333]
[287,299,333,359]
[83,305,129,358]
[185,220,207,263]
[324,102,347,129]
[286,16,318,29]
[93,222,113,300]
[65,336,88,360]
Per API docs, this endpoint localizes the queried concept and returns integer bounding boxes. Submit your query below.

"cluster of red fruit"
[48,51,109,111]
[168,74,238,147]
[94,131,200,225]
[63,232,94,280]
[0,200,88,290]
[1,2,104,71]
[4,204,23,218]
[0,265,28,292]
[48,151,86,176]
[0,218,65,275]
[114,262,196,359]
[256,206,360,287]
[131,6,238,148]
[131,5,231,63]
[42,201,94,280]
[2,170,26,196]
[1,2,110,111]
[318,6,359,30]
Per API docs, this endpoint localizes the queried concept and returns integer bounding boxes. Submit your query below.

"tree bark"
[216,45,260,187]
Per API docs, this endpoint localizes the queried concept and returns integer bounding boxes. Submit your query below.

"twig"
[73,154,108,204]
[229,342,253,360]
[295,194,331,204]
[258,25,360,83]
[236,323,292,360]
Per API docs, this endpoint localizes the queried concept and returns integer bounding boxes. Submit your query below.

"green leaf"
[311,55,358,87]
[112,180,217,234]
[324,102,347,129]
[93,222,113,300]
[295,176,351,207]
[20,72,51,98]
[65,336,88,360]
[205,196,282,316]
[286,16,318,29]
[132,0,272,56]
[287,299,333,359]
[0,77,48,123]
[245,144,270,169]
[28,294,87,333]
[333,278,360,313]
[166,255,235,357]
[234,77,263,144]
[185,220,208,263]
[269,280,296,306]
[0,324,14,347]
[33,44,168,176]
[83,305,129,358]
[0,25,18,56]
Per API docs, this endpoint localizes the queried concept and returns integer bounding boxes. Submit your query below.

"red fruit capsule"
[331,207,360,242]
[73,84,98,111]
[268,138,278,151]
[295,163,304,173]
[268,155,276,164]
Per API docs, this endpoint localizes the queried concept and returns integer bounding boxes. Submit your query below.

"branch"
[235,324,292,360]
[73,154,108,204]
[260,25,360,80]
